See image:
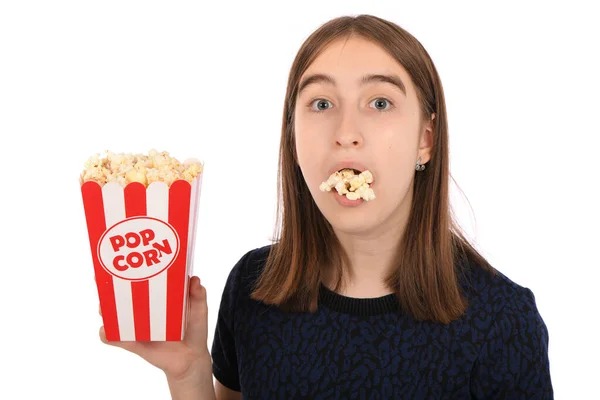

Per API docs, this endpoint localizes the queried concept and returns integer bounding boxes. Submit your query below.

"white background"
[1,1,598,399]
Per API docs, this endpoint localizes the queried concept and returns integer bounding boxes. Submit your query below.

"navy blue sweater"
[211,245,553,399]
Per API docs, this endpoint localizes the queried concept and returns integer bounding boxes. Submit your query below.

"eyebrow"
[297,73,407,97]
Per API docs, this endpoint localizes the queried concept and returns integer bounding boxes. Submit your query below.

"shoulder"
[461,259,553,395]
[460,255,535,311]
[222,244,272,297]
[459,256,549,347]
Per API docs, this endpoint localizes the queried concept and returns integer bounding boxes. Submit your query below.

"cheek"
[373,133,417,194]
[294,124,328,185]
[377,131,415,165]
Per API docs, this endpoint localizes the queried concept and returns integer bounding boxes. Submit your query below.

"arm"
[165,371,242,400]
[215,380,242,400]
[470,288,553,399]
[166,365,216,400]
[210,250,255,399]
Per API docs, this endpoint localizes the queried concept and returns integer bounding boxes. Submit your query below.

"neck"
[324,192,412,298]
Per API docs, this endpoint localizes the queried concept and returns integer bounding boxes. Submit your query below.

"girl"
[101,14,553,399]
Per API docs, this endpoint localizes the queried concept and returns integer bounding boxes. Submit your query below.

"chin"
[320,206,383,236]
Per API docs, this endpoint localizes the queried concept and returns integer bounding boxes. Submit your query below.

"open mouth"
[319,168,376,201]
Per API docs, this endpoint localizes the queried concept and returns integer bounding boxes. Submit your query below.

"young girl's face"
[294,35,433,236]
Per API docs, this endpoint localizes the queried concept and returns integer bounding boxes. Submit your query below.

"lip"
[333,191,365,207]
[327,160,375,184]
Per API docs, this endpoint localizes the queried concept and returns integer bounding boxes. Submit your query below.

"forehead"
[300,36,414,93]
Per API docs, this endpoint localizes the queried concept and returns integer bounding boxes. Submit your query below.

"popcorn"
[80,149,203,187]
[80,149,204,342]
[319,168,376,201]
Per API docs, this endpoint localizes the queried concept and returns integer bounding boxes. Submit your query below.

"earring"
[415,156,426,171]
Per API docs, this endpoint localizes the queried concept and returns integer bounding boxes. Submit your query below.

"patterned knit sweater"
[211,245,553,399]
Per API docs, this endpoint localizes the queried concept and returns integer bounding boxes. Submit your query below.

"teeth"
[320,168,376,201]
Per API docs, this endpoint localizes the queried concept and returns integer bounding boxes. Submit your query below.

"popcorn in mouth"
[319,168,376,201]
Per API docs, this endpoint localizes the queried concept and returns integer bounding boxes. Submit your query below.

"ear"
[418,113,435,163]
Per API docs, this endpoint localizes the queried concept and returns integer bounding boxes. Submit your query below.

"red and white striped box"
[81,176,202,341]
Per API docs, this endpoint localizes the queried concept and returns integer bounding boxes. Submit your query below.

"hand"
[98,276,212,383]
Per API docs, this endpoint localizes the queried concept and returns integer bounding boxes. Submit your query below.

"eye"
[310,99,333,112]
[369,98,394,111]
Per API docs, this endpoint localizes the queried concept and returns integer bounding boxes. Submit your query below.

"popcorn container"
[81,176,202,341]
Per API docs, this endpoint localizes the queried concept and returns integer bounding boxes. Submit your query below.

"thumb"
[183,276,209,352]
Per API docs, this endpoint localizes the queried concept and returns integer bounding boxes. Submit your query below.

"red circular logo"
[97,216,180,281]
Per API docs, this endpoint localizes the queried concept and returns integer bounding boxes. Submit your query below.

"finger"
[99,326,143,354]
[183,276,208,351]
[99,325,107,343]
[98,304,102,317]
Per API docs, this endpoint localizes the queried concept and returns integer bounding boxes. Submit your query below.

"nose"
[335,108,363,148]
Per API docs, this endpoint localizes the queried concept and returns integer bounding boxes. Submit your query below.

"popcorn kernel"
[81,149,203,188]
[320,168,376,201]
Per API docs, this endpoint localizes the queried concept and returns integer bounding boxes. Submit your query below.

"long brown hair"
[250,14,496,324]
